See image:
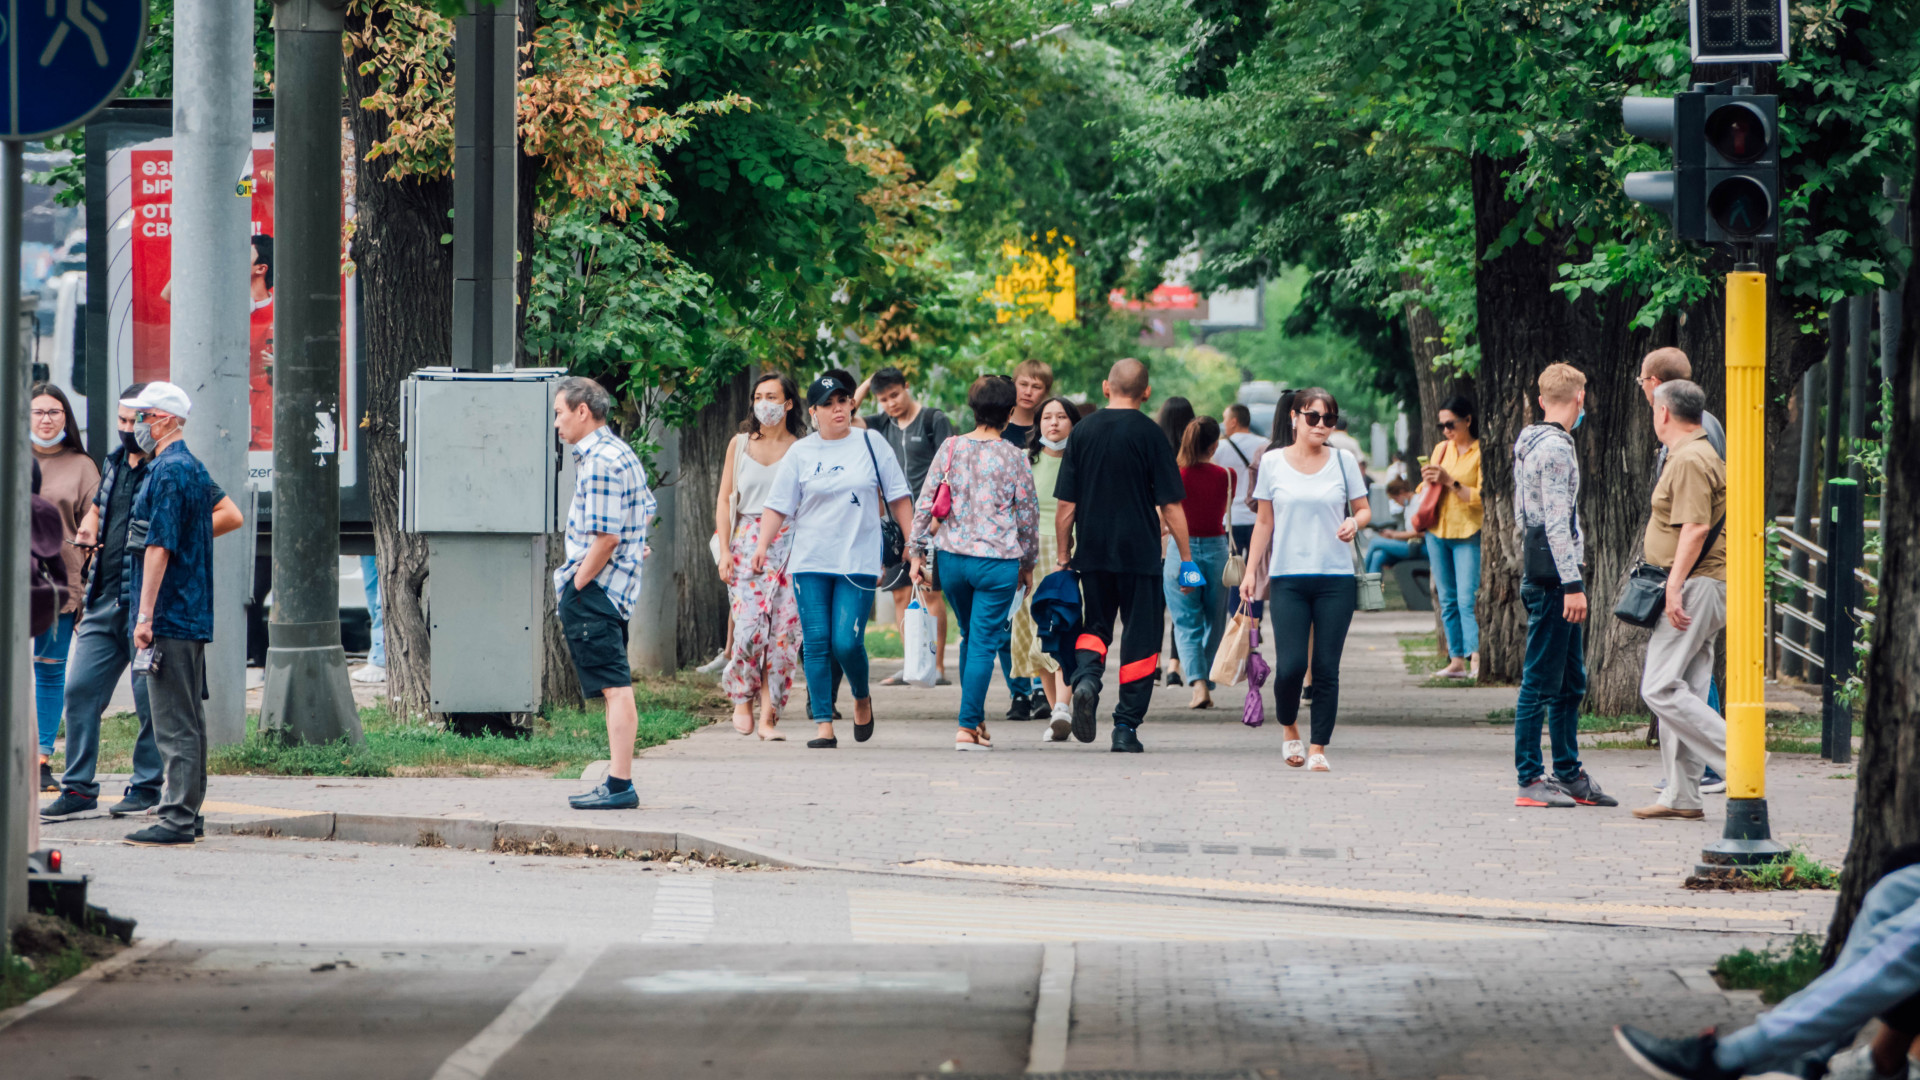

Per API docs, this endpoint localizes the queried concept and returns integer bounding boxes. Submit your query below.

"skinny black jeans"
[1268,574,1357,746]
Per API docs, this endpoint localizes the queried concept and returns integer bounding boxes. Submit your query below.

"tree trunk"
[347,5,454,720]
[1403,274,1475,466]
[1825,138,1918,960]
[676,368,753,667]
[1469,153,1561,686]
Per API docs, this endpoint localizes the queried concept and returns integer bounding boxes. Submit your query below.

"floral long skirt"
[720,516,801,709]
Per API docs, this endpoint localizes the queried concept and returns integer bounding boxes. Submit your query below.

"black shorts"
[559,581,631,696]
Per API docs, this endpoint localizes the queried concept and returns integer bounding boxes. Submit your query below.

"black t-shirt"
[1001,421,1033,451]
[95,459,146,604]
[864,407,953,497]
[1054,408,1185,574]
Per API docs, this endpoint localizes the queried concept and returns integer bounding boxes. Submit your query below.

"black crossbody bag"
[861,430,907,567]
[1612,516,1724,628]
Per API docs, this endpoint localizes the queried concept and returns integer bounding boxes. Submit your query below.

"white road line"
[1025,942,1074,1074]
[641,876,714,943]
[431,946,606,1080]
[0,938,170,1035]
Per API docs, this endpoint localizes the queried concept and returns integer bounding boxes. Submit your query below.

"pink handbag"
[930,438,958,519]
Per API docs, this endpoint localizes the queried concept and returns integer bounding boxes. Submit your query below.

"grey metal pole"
[1,142,32,941]
[1847,295,1870,484]
[1887,176,1908,384]
[629,422,677,676]
[453,0,517,374]
[1784,365,1820,680]
[170,0,255,747]
[260,0,363,745]
[1816,304,1846,665]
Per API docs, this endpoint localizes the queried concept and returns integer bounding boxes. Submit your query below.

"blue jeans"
[1426,533,1481,658]
[1164,535,1229,689]
[361,554,386,668]
[58,596,160,800]
[795,573,876,721]
[1514,582,1585,786]
[1364,537,1418,575]
[34,611,75,755]
[940,552,1019,730]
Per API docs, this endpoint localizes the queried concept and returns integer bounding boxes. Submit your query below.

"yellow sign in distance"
[985,231,1076,325]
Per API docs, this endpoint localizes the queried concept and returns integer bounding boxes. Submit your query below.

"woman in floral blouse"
[908,376,1039,751]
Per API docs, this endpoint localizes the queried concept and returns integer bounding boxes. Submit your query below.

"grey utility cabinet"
[401,368,572,714]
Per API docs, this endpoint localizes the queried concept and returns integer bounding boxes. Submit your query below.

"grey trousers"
[149,636,208,834]
[1642,576,1727,812]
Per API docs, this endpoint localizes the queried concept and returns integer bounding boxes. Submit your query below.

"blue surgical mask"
[1573,407,1586,431]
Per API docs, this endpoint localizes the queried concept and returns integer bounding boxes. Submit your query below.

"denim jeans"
[59,596,160,800]
[939,552,1019,730]
[1514,582,1585,786]
[33,611,75,754]
[1426,533,1481,658]
[361,554,386,668]
[794,573,876,720]
[1364,537,1417,575]
[1164,535,1229,689]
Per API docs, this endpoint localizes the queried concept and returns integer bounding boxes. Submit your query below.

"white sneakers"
[1044,704,1071,742]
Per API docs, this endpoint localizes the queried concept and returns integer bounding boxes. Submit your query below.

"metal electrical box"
[401,369,571,714]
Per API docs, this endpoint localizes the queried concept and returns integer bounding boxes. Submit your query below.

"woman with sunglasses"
[1420,395,1483,680]
[1241,388,1370,772]
[27,383,99,790]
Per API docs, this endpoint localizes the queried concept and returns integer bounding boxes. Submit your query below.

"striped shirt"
[555,425,655,619]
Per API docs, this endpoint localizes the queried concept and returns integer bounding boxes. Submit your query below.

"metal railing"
[1767,515,1879,680]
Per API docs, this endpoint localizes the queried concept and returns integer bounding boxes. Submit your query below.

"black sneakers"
[1070,680,1099,743]
[1028,695,1052,722]
[1005,692,1034,721]
[123,824,195,847]
[1110,727,1144,753]
[1555,771,1619,807]
[40,792,97,819]
[1613,1026,1738,1080]
[109,791,159,817]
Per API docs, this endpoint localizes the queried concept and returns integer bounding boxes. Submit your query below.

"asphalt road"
[3,834,1783,1079]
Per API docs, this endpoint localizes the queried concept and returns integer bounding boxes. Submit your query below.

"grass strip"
[2,914,122,1011]
[1713,934,1825,1004]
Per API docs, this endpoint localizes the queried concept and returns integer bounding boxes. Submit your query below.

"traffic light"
[1621,87,1779,244]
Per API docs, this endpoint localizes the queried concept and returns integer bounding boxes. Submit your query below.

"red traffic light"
[1705,101,1770,164]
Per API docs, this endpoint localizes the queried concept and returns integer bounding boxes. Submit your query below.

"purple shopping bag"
[1242,624,1269,728]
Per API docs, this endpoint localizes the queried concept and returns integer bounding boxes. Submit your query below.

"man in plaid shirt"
[552,377,657,810]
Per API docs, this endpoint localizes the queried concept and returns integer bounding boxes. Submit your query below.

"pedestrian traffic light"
[1621,87,1778,244]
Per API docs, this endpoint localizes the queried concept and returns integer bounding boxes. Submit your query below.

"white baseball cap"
[128,381,192,420]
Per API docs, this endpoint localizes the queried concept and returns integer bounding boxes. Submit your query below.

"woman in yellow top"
[1420,395,1483,679]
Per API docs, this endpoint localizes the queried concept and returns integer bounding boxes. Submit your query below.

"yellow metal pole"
[1724,270,1768,797]
[1703,267,1788,872]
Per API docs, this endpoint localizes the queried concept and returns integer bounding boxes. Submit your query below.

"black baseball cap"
[806,373,852,408]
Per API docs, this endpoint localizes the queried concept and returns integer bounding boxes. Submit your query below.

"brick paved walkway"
[49,612,1851,933]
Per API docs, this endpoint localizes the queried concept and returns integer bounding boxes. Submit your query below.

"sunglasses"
[1298,410,1337,428]
[1439,419,1459,431]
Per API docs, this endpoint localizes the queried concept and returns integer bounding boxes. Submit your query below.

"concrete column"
[629,423,678,676]
[452,0,517,374]
[1,143,32,938]
[169,0,255,746]
[260,0,363,745]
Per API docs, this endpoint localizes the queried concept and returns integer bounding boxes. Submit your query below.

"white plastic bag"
[902,589,940,688]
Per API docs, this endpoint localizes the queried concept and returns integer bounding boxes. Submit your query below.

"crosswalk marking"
[641,876,714,943]
[846,890,1545,944]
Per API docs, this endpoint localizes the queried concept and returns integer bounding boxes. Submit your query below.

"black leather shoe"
[40,792,97,819]
[123,824,194,847]
[1110,727,1144,753]
[807,737,838,749]
[1070,681,1099,743]
[109,792,159,817]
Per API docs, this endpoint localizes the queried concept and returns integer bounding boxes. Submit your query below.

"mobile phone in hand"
[133,647,160,676]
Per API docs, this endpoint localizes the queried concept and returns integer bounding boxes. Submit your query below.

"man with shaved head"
[1052,357,1198,752]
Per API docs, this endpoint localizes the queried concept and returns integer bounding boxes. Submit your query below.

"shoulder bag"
[1613,516,1724,628]
[1338,449,1386,612]
[1410,441,1447,533]
[862,430,907,567]
[1221,467,1246,587]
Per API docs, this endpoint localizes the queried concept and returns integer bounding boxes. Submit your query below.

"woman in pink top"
[908,377,1039,751]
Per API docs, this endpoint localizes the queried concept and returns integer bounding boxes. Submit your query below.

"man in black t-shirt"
[1054,358,1198,752]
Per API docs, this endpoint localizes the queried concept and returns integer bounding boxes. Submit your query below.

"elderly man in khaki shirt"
[1633,379,1728,820]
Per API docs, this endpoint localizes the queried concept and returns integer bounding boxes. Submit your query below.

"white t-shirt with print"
[1213,431,1267,527]
[764,429,912,577]
[1253,446,1368,577]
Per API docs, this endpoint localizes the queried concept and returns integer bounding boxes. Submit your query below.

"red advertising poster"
[107,129,355,490]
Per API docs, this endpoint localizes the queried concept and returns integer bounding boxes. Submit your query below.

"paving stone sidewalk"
[46,612,1851,933]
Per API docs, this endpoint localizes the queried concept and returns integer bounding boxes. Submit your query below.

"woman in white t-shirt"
[752,372,913,749]
[1239,388,1372,772]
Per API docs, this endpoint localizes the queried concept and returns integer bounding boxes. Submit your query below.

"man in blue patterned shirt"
[552,376,656,810]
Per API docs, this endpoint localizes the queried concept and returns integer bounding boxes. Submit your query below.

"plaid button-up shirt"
[555,425,655,619]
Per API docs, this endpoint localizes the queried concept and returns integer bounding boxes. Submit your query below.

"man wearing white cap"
[119,382,218,847]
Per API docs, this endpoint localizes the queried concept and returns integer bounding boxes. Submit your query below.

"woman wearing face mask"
[27,383,100,791]
[1018,396,1079,741]
[1241,388,1371,773]
[752,372,913,748]
[715,373,806,740]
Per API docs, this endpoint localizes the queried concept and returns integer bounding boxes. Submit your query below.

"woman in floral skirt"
[714,373,806,739]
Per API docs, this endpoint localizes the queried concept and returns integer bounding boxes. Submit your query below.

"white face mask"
[1039,434,1068,450]
[753,400,787,427]
[30,433,65,449]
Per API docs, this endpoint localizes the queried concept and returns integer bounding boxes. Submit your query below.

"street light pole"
[1,142,33,939]
[260,0,363,745]
[170,0,255,748]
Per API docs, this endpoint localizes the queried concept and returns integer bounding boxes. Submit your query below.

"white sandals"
[1283,740,1306,768]
[1307,753,1331,772]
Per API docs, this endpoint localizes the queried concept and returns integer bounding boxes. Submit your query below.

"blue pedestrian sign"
[1,0,146,139]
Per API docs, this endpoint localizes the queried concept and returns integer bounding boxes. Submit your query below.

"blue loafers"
[568,781,639,810]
